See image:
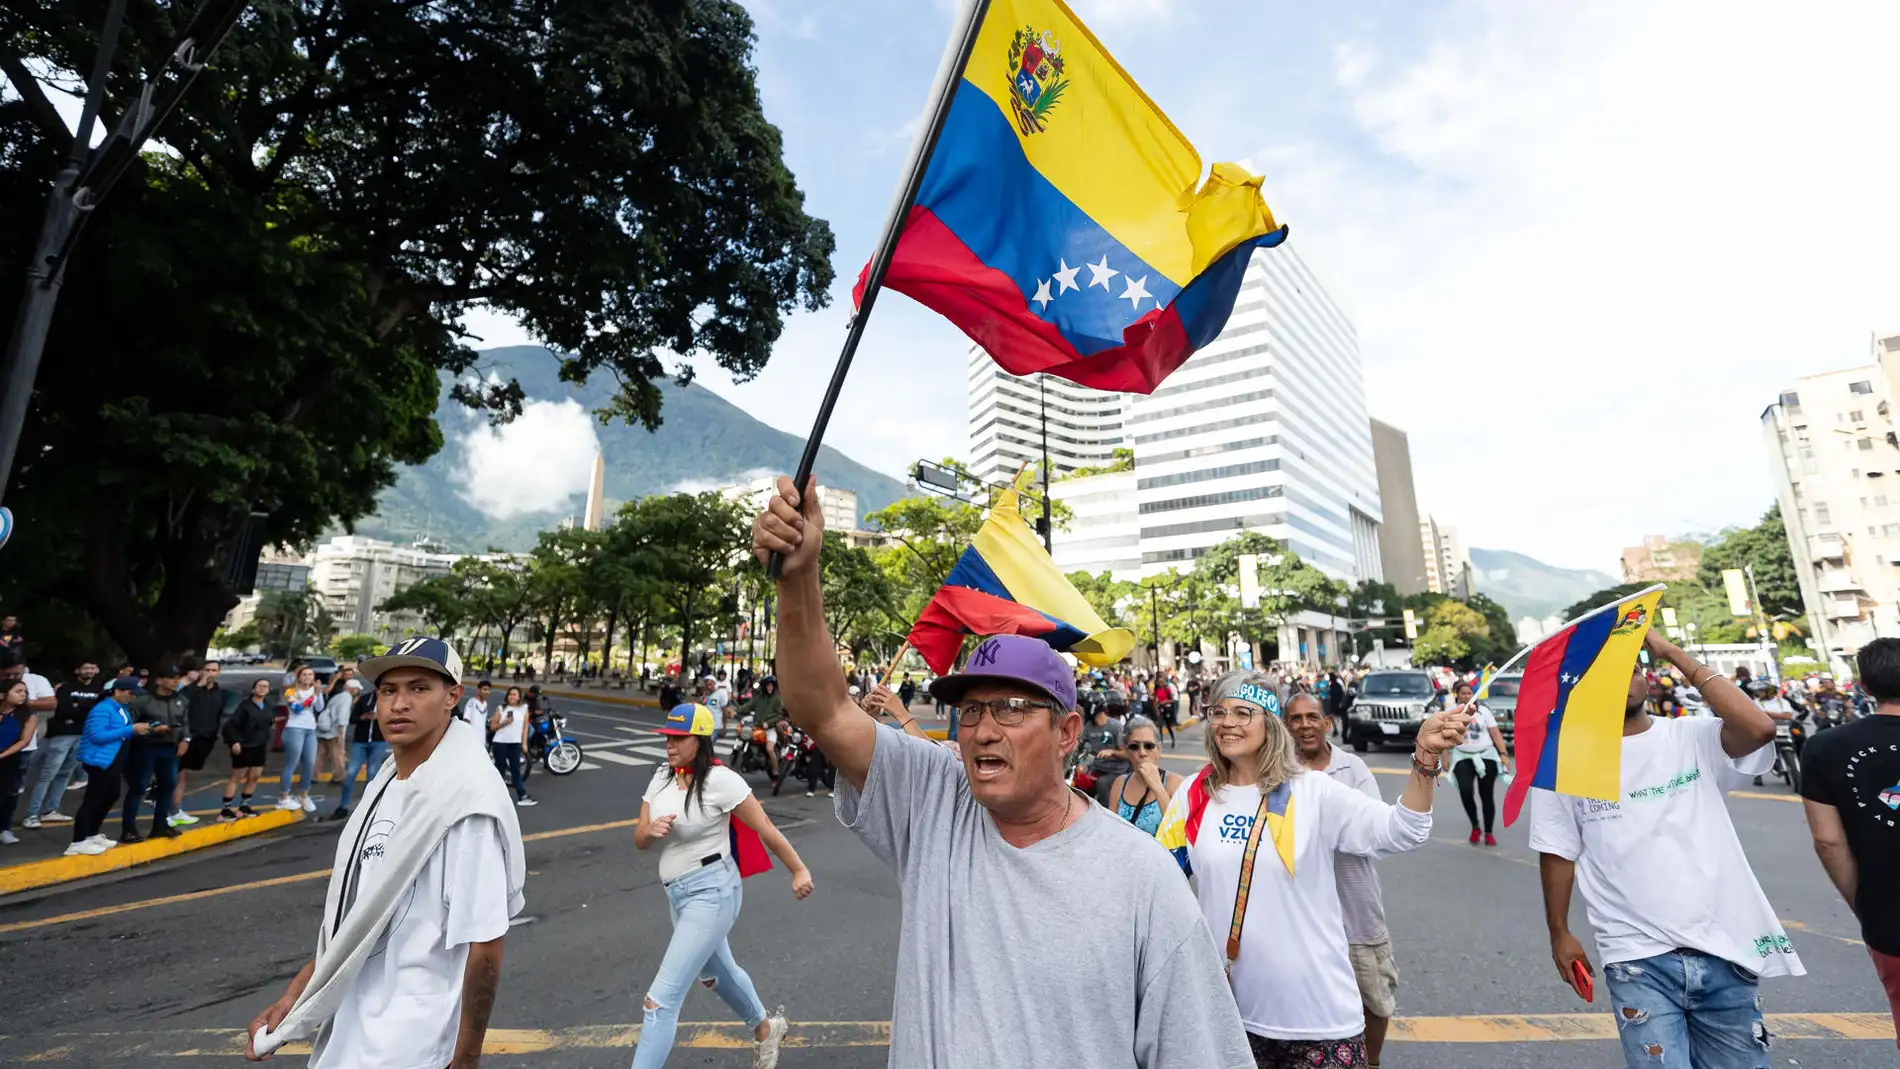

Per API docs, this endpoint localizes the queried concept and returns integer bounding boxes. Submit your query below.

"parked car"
[1346,670,1439,752]
[1482,673,1522,743]
[298,655,340,684]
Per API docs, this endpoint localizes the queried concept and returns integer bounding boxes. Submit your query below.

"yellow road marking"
[0,812,646,933]
[1782,918,1866,947]
[0,810,303,896]
[4,1013,1888,1057]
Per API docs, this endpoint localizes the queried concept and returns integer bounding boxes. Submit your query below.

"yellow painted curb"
[537,685,660,709]
[0,809,304,896]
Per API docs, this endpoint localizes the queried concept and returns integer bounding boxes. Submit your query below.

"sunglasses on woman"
[1127,741,1158,751]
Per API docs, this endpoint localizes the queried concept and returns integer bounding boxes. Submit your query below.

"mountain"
[352,346,912,551]
[1469,548,1618,621]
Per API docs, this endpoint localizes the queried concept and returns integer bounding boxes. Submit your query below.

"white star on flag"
[1032,278,1053,310]
[1120,275,1152,309]
[1086,256,1118,290]
[1052,259,1081,294]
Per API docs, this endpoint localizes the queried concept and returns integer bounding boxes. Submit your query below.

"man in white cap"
[246,637,526,1067]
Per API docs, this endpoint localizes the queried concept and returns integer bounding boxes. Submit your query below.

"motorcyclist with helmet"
[734,676,785,778]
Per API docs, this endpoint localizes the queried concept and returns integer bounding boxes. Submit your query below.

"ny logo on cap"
[971,639,1003,668]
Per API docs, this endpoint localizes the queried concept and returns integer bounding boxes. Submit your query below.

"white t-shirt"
[1170,770,1431,1040]
[706,686,731,721]
[1528,716,1805,978]
[459,696,490,723]
[1454,705,1500,753]
[283,687,323,731]
[21,672,51,752]
[312,781,513,1069]
[490,704,528,746]
[642,764,750,883]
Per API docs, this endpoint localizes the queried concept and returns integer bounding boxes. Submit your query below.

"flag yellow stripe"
[1552,591,1663,801]
[963,0,1266,286]
[972,482,1134,667]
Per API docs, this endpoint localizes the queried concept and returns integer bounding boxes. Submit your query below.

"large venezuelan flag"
[854,0,1287,394]
[907,476,1134,674]
[1501,586,1666,827]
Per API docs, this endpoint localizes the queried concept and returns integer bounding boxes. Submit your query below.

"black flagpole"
[770,0,994,576]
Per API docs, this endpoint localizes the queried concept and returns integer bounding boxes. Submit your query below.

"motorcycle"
[1772,717,1803,793]
[771,726,803,796]
[730,716,773,777]
[525,703,584,776]
[773,727,833,796]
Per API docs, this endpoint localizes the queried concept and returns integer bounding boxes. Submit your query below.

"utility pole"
[1744,564,1781,685]
[1037,374,1053,553]
[0,0,253,506]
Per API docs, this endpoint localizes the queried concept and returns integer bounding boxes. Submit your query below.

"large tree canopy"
[0,0,834,665]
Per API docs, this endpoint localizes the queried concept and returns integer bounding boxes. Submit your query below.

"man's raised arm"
[752,476,878,791]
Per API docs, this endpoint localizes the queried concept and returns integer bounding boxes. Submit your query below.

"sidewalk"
[0,742,347,895]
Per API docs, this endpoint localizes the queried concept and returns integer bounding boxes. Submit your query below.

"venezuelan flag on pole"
[907,473,1135,675]
[853,0,1287,394]
[1501,585,1666,827]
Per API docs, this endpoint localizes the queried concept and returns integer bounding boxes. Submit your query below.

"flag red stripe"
[906,585,1061,676]
[1501,625,1575,827]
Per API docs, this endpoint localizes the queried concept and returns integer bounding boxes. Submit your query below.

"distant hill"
[352,346,911,551]
[1469,548,1618,621]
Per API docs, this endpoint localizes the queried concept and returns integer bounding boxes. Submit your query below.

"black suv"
[1347,670,1438,752]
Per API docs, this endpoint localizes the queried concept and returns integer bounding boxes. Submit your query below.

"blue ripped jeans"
[1602,950,1770,1069]
[630,857,768,1069]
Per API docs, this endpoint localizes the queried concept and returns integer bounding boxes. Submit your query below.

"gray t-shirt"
[1320,747,1390,945]
[837,725,1252,1068]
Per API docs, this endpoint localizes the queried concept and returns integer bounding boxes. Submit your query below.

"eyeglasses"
[1205,706,1257,726]
[1127,741,1158,751]
[956,696,1054,727]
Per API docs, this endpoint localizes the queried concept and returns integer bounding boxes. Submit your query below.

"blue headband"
[1219,682,1282,716]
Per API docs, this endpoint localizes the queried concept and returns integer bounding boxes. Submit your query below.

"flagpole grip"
[768,0,993,582]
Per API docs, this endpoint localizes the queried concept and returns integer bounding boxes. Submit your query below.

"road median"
[0,809,304,896]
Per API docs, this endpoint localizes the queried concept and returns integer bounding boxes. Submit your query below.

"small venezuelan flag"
[856,0,1287,394]
[906,474,1134,675]
[1501,585,1666,827]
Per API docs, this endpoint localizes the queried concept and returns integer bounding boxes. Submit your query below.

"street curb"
[0,809,304,895]
[531,685,660,709]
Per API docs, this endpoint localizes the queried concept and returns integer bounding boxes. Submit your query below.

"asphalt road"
[0,696,1891,1068]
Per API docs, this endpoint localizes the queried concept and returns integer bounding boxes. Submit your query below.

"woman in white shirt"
[278,667,325,812]
[633,702,813,1069]
[1157,670,1466,1068]
[487,687,535,807]
[1445,679,1512,847]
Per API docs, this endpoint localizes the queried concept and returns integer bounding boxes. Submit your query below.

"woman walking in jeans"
[278,667,323,812]
[632,702,812,1068]
[0,679,41,844]
[488,687,536,807]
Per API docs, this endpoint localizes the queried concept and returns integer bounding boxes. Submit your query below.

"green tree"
[1064,447,1134,479]
[866,494,989,624]
[1068,571,1139,634]
[454,557,534,667]
[1697,503,1803,618]
[819,532,900,658]
[212,622,261,653]
[377,574,474,646]
[631,493,750,664]
[254,586,334,660]
[330,633,381,660]
[0,0,833,666]
[524,527,599,671]
[1412,600,1489,669]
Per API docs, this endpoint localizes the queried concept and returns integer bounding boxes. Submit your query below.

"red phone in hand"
[1571,959,1594,1003]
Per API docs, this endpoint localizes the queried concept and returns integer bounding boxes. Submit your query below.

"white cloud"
[1250,0,1900,570]
[452,399,602,519]
[666,469,777,495]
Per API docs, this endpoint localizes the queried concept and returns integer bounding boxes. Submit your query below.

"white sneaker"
[516,797,539,807]
[300,796,316,813]
[41,812,72,824]
[752,1011,788,1069]
[276,797,301,811]
[169,812,201,827]
[22,816,40,829]
[64,840,106,856]
[67,776,87,790]
[0,831,19,845]
[89,834,117,851]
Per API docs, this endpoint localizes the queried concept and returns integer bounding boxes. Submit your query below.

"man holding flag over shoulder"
[1532,626,1799,1069]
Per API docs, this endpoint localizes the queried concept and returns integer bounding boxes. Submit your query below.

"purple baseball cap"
[927,635,1077,711]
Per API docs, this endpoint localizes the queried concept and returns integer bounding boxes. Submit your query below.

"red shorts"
[1871,947,1900,1049]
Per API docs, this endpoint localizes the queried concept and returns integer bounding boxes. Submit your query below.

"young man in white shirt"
[246,638,525,1068]
[460,680,492,725]
[1533,629,1798,1069]
[1287,692,1398,1069]
[705,671,732,737]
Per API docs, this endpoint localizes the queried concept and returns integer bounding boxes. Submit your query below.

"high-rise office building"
[1126,242,1382,583]
[1761,330,1900,666]
[1370,418,1426,595]
[965,344,1129,486]
[1418,514,1471,598]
